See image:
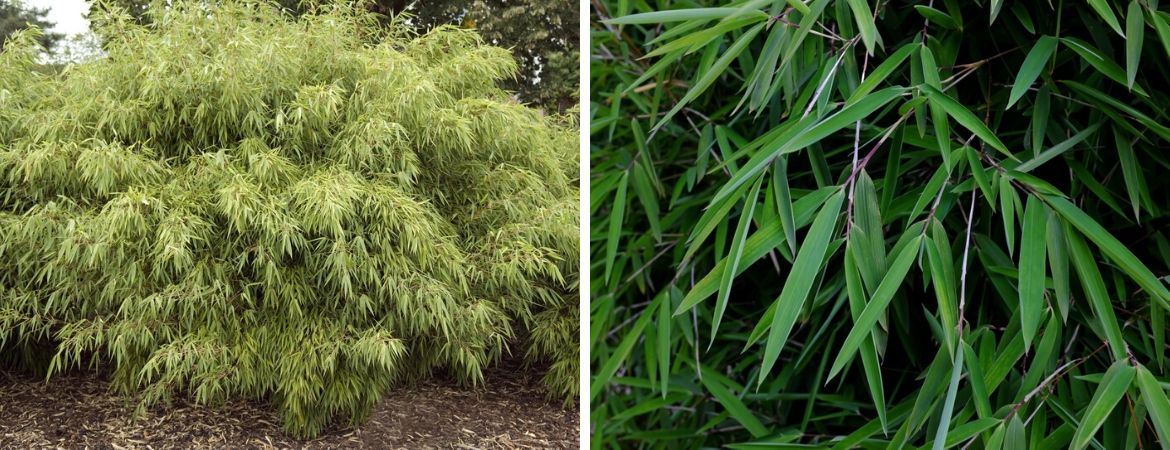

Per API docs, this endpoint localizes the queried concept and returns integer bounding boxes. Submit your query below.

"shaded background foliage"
[592,0,1170,448]
[87,0,578,112]
[1,0,578,437]
[0,0,63,51]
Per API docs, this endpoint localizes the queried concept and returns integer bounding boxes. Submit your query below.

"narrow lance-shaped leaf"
[1087,0,1125,37]
[592,292,663,402]
[1114,127,1146,222]
[1066,224,1128,362]
[657,287,673,397]
[921,84,1015,160]
[605,171,629,284]
[846,0,879,55]
[605,8,765,25]
[711,176,763,347]
[1047,195,1170,312]
[653,23,765,132]
[759,189,846,383]
[931,346,965,450]
[1126,0,1145,89]
[699,366,770,437]
[844,241,888,432]
[1071,360,1135,450]
[828,233,924,381]
[709,87,904,207]
[1135,364,1170,449]
[1007,36,1058,109]
[772,157,798,255]
[1019,195,1048,350]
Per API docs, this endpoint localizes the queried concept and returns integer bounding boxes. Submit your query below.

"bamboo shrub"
[0,0,578,437]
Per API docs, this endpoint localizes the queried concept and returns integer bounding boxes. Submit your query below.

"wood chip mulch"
[0,358,578,449]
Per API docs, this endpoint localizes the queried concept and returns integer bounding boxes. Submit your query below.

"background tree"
[1,0,63,50]
[410,0,579,112]
[1,0,578,437]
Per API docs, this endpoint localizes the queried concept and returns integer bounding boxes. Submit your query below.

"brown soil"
[0,358,578,449]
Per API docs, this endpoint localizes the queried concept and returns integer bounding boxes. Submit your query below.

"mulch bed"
[0,358,578,449]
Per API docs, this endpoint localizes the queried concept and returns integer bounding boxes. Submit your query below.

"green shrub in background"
[591,0,1170,448]
[0,1,578,437]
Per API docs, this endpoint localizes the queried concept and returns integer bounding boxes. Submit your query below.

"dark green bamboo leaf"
[1046,210,1071,321]
[1005,415,1026,450]
[846,43,916,105]
[846,0,879,55]
[760,189,845,383]
[921,84,1015,160]
[914,5,958,30]
[1135,364,1170,449]
[1126,1,1145,89]
[592,292,662,402]
[1070,360,1135,450]
[1087,0,1125,36]
[844,241,888,432]
[653,23,766,132]
[1007,36,1058,109]
[699,366,770,438]
[1013,121,1102,173]
[1048,195,1170,312]
[1061,37,1149,96]
[1114,127,1146,222]
[1001,177,1021,257]
[605,171,629,284]
[931,346,965,450]
[712,177,764,346]
[710,87,904,207]
[1066,226,1128,362]
[772,158,798,255]
[1019,196,1048,350]
[1152,11,1170,63]
[605,8,764,24]
[828,233,923,381]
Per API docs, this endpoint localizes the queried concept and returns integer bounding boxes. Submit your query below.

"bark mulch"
[0,358,578,449]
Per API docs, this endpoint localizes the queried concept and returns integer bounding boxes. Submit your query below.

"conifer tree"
[0,0,578,437]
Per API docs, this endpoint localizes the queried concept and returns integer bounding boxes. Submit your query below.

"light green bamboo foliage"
[0,0,578,437]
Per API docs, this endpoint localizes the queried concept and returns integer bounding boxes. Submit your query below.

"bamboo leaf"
[846,0,879,55]
[1007,36,1058,109]
[1047,195,1170,312]
[772,158,798,255]
[1020,196,1049,351]
[1070,360,1135,450]
[605,8,765,24]
[712,177,764,345]
[931,346,965,450]
[605,171,629,284]
[1066,226,1128,362]
[828,233,923,381]
[921,84,1015,160]
[699,366,770,438]
[710,87,904,207]
[653,23,766,132]
[1086,0,1125,37]
[1126,1,1145,89]
[1135,364,1170,449]
[760,189,845,382]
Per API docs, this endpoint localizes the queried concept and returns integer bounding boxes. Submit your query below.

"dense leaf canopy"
[0,0,578,437]
[592,0,1170,448]
[89,0,579,112]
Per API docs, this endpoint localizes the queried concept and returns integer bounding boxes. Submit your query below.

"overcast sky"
[26,0,90,35]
